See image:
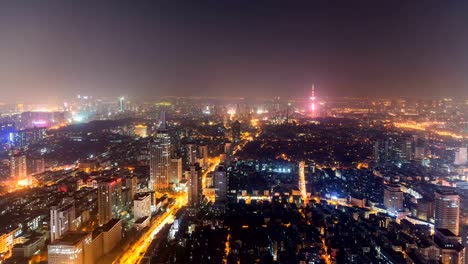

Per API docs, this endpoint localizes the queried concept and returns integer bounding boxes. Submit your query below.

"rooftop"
[50,232,90,246]
[436,228,456,237]
[435,189,458,196]
[135,216,149,224]
[135,193,151,201]
[101,218,121,232]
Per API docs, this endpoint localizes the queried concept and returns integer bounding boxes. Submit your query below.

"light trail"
[202,157,220,189]
[298,161,308,205]
[393,121,465,139]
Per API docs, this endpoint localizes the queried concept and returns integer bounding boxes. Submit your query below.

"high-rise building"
[186,164,202,207]
[186,143,198,166]
[149,114,171,192]
[98,178,122,226]
[10,155,27,182]
[118,97,125,112]
[29,157,45,175]
[232,120,241,143]
[414,146,425,161]
[415,197,434,222]
[10,130,27,147]
[150,135,171,191]
[384,184,404,215]
[374,139,397,163]
[398,139,413,161]
[454,147,467,165]
[50,198,76,242]
[169,158,183,185]
[125,176,138,199]
[48,232,93,264]
[435,190,460,236]
[198,144,209,168]
[310,85,319,118]
[214,165,227,204]
[133,194,151,220]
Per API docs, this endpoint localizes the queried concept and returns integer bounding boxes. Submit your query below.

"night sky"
[0,1,467,102]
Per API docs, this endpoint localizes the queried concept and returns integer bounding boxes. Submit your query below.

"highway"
[202,157,220,189]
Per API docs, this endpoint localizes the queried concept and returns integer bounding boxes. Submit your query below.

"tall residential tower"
[150,111,171,192]
[435,190,460,236]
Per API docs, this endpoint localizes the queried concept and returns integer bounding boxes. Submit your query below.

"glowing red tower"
[310,85,318,117]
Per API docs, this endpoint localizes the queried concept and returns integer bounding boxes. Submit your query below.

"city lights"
[0,1,466,264]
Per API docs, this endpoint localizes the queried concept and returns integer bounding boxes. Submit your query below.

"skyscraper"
[10,155,27,182]
[198,144,209,169]
[50,198,76,242]
[98,178,122,226]
[169,158,183,185]
[214,165,227,204]
[149,111,171,192]
[398,138,413,161]
[384,184,404,215]
[454,147,467,165]
[374,138,400,163]
[118,96,125,112]
[232,120,241,143]
[186,164,202,207]
[30,157,45,175]
[435,190,460,236]
[186,143,198,166]
[125,176,138,199]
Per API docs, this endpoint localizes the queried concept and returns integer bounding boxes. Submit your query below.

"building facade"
[98,178,122,226]
[435,190,460,236]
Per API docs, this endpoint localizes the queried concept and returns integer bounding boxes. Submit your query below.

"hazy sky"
[0,1,467,103]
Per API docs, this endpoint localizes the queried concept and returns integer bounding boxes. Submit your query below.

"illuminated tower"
[298,161,308,205]
[50,199,76,242]
[310,85,318,118]
[118,97,125,112]
[384,184,404,215]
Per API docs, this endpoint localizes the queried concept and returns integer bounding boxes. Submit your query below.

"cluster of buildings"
[0,94,466,264]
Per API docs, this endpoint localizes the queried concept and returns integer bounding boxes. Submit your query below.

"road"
[116,157,221,264]
[202,157,220,189]
[113,193,185,264]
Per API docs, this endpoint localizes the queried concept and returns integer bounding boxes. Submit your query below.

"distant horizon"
[2,92,467,106]
[1,1,467,102]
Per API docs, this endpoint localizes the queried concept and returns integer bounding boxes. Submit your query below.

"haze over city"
[0,2,467,264]
[1,1,468,103]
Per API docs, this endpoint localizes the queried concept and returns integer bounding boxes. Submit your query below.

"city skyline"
[0,1,467,264]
